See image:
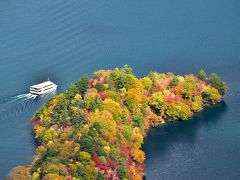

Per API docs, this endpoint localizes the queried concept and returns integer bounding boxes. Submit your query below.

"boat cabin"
[30,80,57,95]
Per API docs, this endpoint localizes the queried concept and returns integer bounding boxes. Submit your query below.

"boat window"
[43,87,54,91]
[43,84,53,88]
[30,87,41,90]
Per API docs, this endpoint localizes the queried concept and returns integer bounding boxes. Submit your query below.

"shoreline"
[7,67,227,179]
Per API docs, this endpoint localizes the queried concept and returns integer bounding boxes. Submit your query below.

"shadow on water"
[143,101,228,156]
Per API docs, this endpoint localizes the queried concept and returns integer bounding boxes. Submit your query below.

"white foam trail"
[6,94,31,104]
[0,93,39,119]
[17,95,35,104]
[12,94,29,99]
[0,93,38,105]
[8,98,24,104]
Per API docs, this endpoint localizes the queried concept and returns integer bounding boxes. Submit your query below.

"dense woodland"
[7,66,227,180]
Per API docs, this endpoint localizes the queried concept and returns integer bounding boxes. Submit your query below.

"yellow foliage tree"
[80,151,91,159]
[103,98,122,122]
[131,149,145,163]
[42,174,63,180]
[191,96,203,112]
[126,88,143,110]
[140,77,153,90]
[6,166,31,180]
[131,128,143,149]
[88,111,117,141]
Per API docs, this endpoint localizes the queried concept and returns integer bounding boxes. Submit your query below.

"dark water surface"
[0,0,240,179]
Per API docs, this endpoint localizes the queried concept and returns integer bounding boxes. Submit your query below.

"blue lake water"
[0,0,240,179]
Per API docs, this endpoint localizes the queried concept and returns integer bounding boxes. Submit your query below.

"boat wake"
[5,93,37,104]
[0,93,37,115]
[0,92,57,120]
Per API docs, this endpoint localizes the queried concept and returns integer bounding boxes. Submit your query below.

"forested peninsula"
[8,66,227,180]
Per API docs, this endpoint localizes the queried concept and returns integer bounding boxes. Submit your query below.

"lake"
[0,0,240,179]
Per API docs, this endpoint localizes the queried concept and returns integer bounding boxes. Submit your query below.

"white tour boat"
[30,79,57,95]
